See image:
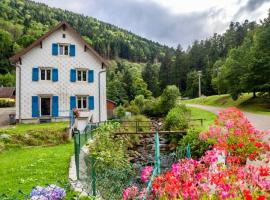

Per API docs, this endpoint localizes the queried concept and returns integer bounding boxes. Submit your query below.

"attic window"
[59,44,69,56]
[62,34,66,38]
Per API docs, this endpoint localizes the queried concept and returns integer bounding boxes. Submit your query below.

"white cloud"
[34,0,270,48]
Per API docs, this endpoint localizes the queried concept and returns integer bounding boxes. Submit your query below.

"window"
[40,68,52,81]
[62,34,66,38]
[77,70,87,82]
[77,96,87,109]
[59,44,69,55]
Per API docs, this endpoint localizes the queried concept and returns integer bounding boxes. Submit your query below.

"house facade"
[10,22,108,123]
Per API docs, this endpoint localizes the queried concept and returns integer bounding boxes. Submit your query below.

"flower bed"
[123,108,270,200]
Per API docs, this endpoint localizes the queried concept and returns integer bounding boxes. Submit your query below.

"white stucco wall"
[15,27,107,122]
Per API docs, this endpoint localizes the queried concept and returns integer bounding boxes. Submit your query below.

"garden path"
[186,104,270,131]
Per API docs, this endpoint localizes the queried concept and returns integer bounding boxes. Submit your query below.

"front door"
[40,97,51,116]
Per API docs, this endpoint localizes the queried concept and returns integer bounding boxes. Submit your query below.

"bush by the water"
[123,85,181,117]
[88,122,135,200]
[0,98,15,108]
[164,105,190,131]
[115,105,126,118]
[179,128,211,159]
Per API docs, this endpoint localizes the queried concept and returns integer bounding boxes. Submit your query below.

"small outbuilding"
[107,99,116,119]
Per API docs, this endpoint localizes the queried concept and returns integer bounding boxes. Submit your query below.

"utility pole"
[198,70,202,97]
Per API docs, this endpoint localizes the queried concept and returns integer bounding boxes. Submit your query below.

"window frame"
[58,43,69,56]
[76,69,88,82]
[40,67,52,81]
[76,96,88,110]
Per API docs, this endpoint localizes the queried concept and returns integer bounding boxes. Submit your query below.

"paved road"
[0,107,15,127]
[186,104,270,131]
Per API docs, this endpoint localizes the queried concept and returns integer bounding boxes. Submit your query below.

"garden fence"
[78,126,192,200]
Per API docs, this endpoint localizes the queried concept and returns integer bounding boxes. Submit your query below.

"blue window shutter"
[88,70,94,83]
[52,68,58,82]
[88,96,94,110]
[32,96,39,117]
[70,69,76,82]
[70,44,75,57]
[32,67,39,81]
[52,96,59,117]
[52,43,58,56]
[70,96,76,110]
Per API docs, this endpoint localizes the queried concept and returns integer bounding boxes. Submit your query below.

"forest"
[0,0,269,102]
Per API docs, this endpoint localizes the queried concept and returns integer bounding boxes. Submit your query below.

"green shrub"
[164,105,190,131]
[126,103,140,115]
[158,85,180,114]
[115,105,126,118]
[88,122,134,200]
[0,99,15,108]
[179,128,211,159]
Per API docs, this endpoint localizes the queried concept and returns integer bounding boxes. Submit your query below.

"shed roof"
[0,87,15,98]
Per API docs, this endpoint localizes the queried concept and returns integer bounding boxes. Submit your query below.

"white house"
[9,21,108,123]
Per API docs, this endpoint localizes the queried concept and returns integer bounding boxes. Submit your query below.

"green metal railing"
[73,124,96,180]
[142,131,161,200]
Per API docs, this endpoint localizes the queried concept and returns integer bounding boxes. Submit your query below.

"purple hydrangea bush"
[30,184,66,200]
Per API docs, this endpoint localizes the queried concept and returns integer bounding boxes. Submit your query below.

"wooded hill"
[0,0,172,74]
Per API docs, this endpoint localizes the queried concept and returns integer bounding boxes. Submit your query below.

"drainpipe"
[11,63,22,123]
[98,69,106,122]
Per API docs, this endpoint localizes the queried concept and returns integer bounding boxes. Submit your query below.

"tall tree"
[142,62,160,97]
[159,50,173,90]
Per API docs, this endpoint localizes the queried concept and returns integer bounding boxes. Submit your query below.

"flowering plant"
[122,108,270,200]
[73,108,79,118]
[141,166,153,183]
[30,184,66,200]
[200,107,270,164]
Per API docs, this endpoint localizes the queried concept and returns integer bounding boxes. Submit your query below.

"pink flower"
[225,120,234,129]
[122,186,138,200]
[141,166,153,183]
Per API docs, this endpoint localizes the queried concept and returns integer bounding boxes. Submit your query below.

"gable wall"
[16,27,107,122]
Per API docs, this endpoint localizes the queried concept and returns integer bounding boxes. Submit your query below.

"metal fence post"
[154,131,160,174]
[91,156,97,196]
[74,131,80,180]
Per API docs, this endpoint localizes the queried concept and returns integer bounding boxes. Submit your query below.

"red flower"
[243,189,252,200]
[259,166,270,177]
[256,195,265,200]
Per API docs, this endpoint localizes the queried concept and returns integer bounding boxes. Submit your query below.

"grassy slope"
[0,122,68,135]
[0,143,73,196]
[189,107,216,130]
[182,93,270,115]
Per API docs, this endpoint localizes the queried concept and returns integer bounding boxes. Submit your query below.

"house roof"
[9,21,109,67]
[0,87,15,98]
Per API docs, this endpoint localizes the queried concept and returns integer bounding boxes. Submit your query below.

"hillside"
[0,0,172,74]
[181,93,270,115]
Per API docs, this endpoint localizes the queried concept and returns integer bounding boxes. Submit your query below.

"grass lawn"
[0,143,73,197]
[0,122,70,150]
[189,107,216,130]
[181,93,270,115]
[0,122,68,135]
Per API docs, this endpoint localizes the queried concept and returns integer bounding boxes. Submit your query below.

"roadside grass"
[0,143,73,197]
[0,122,70,151]
[189,107,216,130]
[181,93,270,115]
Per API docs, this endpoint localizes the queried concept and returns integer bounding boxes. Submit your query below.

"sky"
[34,0,270,48]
